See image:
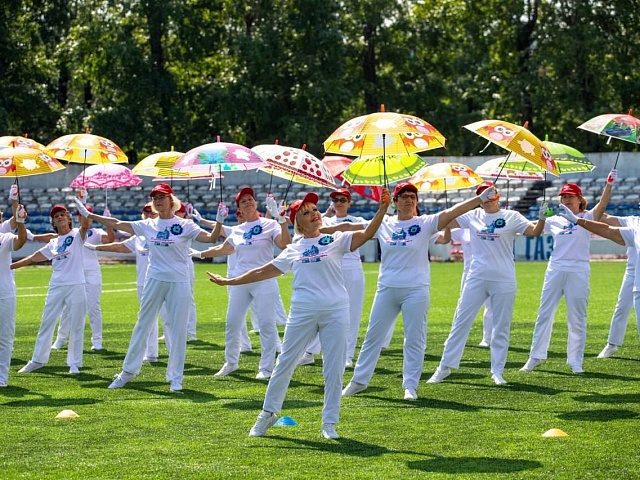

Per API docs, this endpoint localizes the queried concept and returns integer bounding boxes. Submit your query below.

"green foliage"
[2,1,640,159]
[2,261,639,479]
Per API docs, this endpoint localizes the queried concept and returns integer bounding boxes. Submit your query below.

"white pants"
[187,273,197,337]
[351,285,429,390]
[528,269,589,369]
[440,277,515,375]
[122,278,190,383]
[225,279,279,373]
[32,284,87,368]
[459,270,492,343]
[302,267,364,360]
[606,272,637,346]
[0,297,17,384]
[262,306,348,424]
[250,294,287,330]
[55,282,103,348]
[137,284,160,359]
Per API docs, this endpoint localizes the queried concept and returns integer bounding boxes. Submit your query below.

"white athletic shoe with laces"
[342,381,367,396]
[170,380,182,391]
[597,344,618,359]
[520,358,542,372]
[249,411,278,437]
[491,373,507,385]
[69,365,80,375]
[18,361,44,373]
[322,423,339,439]
[255,370,271,380]
[297,352,315,365]
[214,363,239,377]
[108,371,135,389]
[404,388,418,400]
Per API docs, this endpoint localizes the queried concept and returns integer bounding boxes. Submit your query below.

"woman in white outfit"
[52,206,115,351]
[198,187,290,380]
[0,203,28,387]
[76,183,218,392]
[12,204,88,375]
[207,189,390,439]
[427,181,547,386]
[597,215,640,358]
[342,181,498,401]
[521,175,614,373]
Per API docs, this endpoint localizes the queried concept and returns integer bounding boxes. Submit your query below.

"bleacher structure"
[8,173,640,234]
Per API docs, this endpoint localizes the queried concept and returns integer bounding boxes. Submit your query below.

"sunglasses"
[398,194,417,200]
[333,197,349,203]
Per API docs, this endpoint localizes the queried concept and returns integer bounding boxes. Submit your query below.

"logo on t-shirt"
[154,227,175,247]
[478,218,506,241]
[301,244,326,263]
[560,223,576,235]
[53,235,74,261]
[241,224,263,245]
[318,235,334,246]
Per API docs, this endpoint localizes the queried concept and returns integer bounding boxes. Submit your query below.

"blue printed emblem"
[318,235,334,246]
[170,223,183,235]
[243,224,263,240]
[301,244,321,263]
[407,224,421,236]
[157,228,171,240]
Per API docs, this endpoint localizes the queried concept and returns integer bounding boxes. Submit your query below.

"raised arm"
[349,189,390,251]
[436,187,496,230]
[591,169,616,221]
[558,204,625,245]
[207,262,283,286]
[75,198,135,235]
[199,239,235,258]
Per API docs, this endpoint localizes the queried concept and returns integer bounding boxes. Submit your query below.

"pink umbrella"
[70,163,142,211]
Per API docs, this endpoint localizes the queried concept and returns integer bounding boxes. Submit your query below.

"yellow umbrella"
[0,147,65,178]
[45,132,128,164]
[409,161,483,192]
[0,135,45,151]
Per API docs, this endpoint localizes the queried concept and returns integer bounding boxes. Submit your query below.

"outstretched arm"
[207,262,283,286]
[437,187,496,230]
[75,198,135,235]
[349,189,390,251]
[558,204,625,245]
[11,250,48,269]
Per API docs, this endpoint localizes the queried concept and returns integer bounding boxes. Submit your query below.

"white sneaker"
[18,361,44,373]
[491,373,507,385]
[91,344,102,351]
[297,352,315,365]
[187,334,198,342]
[214,363,239,377]
[342,381,367,396]
[69,365,80,375]
[170,381,182,391]
[597,344,618,359]
[321,423,339,439]
[239,347,253,354]
[571,366,584,374]
[249,411,278,437]
[51,341,65,350]
[345,358,353,368]
[256,370,271,380]
[404,388,418,400]
[427,366,451,383]
[478,339,490,348]
[108,371,135,389]
[143,356,158,363]
[520,358,543,372]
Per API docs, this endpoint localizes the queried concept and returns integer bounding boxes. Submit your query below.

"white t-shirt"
[456,209,531,282]
[376,214,440,288]
[123,235,150,287]
[83,227,108,284]
[620,226,640,292]
[131,216,204,282]
[271,230,352,310]
[226,218,282,275]
[618,217,640,275]
[0,219,12,234]
[543,210,594,272]
[451,228,472,274]
[322,214,368,270]
[39,229,86,286]
[0,232,16,299]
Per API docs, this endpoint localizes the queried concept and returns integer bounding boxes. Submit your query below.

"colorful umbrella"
[409,162,483,192]
[475,158,546,181]
[578,110,640,145]
[334,175,383,202]
[133,150,185,178]
[495,139,594,175]
[252,144,336,190]
[45,133,128,164]
[340,153,426,186]
[324,106,446,157]
[69,163,142,189]
[0,147,65,178]
[322,156,354,177]
[463,120,559,176]
[175,141,266,173]
[0,135,45,151]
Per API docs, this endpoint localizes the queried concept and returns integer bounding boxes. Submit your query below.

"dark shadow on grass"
[408,455,542,474]
[557,408,638,422]
[573,392,640,404]
[187,340,224,351]
[3,397,99,408]
[97,380,218,401]
[263,435,424,458]
[223,399,322,412]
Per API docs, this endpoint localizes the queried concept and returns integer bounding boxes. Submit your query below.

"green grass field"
[2,260,640,479]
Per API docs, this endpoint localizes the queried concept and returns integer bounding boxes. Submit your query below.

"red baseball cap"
[393,181,418,198]
[330,188,351,201]
[235,186,255,206]
[50,204,69,218]
[559,183,582,196]
[475,181,495,196]
[76,205,93,216]
[177,202,186,214]
[149,183,173,197]
[142,202,153,212]
[289,193,319,225]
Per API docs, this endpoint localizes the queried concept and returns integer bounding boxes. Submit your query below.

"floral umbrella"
[0,135,45,151]
[45,132,128,164]
[133,150,185,178]
[175,140,265,173]
[340,153,427,186]
[578,109,640,167]
[409,161,483,208]
[463,119,559,176]
[252,144,336,192]
[69,163,142,189]
[476,158,545,209]
[322,156,354,177]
